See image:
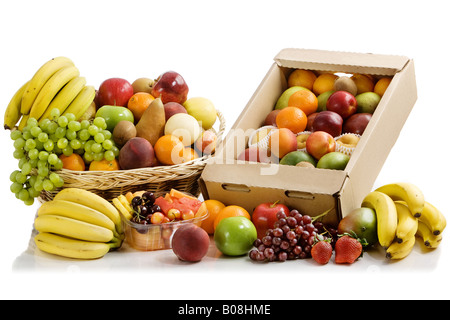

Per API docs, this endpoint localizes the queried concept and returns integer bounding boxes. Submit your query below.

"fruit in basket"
[113,120,137,147]
[333,76,358,96]
[89,158,120,171]
[97,77,134,108]
[316,152,349,170]
[172,224,210,262]
[165,113,201,146]
[95,105,134,132]
[164,102,187,121]
[214,216,257,256]
[326,91,357,119]
[279,150,316,167]
[59,153,86,171]
[136,97,166,146]
[118,137,155,169]
[127,92,155,122]
[343,113,372,135]
[154,134,185,165]
[355,92,381,114]
[151,71,189,104]
[195,130,217,155]
[131,77,155,94]
[311,110,343,137]
[338,207,378,247]
[183,97,217,130]
[305,131,336,160]
[251,201,290,240]
[275,86,306,110]
[268,128,297,159]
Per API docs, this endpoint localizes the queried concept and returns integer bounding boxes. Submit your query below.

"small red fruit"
[334,234,363,264]
[311,240,333,265]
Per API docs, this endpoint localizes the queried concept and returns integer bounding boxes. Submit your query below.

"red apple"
[311,111,343,137]
[326,91,357,119]
[252,201,290,239]
[164,102,187,122]
[237,147,272,163]
[151,71,189,104]
[97,78,134,108]
[343,113,372,135]
[306,131,336,160]
[264,110,280,127]
[306,112,319,131]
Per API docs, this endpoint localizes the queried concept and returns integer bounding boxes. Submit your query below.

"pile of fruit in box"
[4,57,218,205]
[239,70,391,170]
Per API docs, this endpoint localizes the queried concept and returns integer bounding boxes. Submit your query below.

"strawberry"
[311,240,333,265]
[334,233,364,264]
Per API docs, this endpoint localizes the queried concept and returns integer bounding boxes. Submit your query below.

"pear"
[136,97,166,146]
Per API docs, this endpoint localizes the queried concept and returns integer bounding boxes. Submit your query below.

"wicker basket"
[39,110,226,202]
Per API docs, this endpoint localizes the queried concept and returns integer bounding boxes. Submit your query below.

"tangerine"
[275,106,307,134]
[287,89,318,116]
[202,199,226,234]
[213,205,251,231]
[182,147,199,162]
[268,128,298,159]
[287,69,317,91]
[154,134,185,165]
[59,153,85,171]
[127,92,155,122]
[89,158,120,171]
[312,73,338,95]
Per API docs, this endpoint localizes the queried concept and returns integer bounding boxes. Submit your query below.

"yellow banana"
[386,236,415,260]
[29,65,80,120]
[362,191,397,248]
[18,114,30,131]
[419,201,446,236]
[375,182,425,218]
[417,221,443,248]
[34,214,114,243]
[38,76,86,123]
[4,81,30,130]
[78,101,96,121]
[34,232,112,260]
[21,56,74,114]
[62,85,96,120]
[394,201,418,244]
[54,188,122,233]
[38,199,118,237]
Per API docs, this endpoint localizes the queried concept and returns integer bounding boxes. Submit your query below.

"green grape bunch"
[8,108,119,206]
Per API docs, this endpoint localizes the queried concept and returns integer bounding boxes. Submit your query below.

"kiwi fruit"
[333,76,358,96]
[113,120,137,147]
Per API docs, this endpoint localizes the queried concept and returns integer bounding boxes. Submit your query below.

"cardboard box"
[199,48,417,226]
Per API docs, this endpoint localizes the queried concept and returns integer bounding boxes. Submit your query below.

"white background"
[1,0,449,300]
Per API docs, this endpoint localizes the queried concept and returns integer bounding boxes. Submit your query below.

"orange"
[374,77,392,96]
[127,92,155,122]
[89,158,120,171]
[154,134,185,165]
[181,147,199,162]
[202,199,226,234]
[59,153,85,171]
[275,106,307,134]
[287,89,318,116]
[213,205,250,231]
[287,69,317,91]
[268,128,298,159]
[350,74,374,94]
[312,73,338,95]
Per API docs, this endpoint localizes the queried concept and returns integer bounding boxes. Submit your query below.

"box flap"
[274,48,410,76]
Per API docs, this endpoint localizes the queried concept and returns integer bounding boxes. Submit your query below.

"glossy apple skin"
[214,216,257,256]
[305,131,336,160]
[343,113,372,135]
[311,111,343,137]
[97,78,134,108]
[151,71,189,104]
[326,91,357,119]
[164,102,187,122]
[252,202,290,239]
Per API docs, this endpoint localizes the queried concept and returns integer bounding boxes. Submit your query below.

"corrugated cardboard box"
[199,48,417,226]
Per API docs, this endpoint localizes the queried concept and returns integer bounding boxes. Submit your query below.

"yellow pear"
[136,97,166,146]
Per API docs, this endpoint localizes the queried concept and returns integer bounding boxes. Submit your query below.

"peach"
[171,224,210,262]
[305,131,336,160]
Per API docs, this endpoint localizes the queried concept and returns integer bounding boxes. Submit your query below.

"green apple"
[338,207,378,246]
[316,151,349,170]
[183,97,217,130]
[356,92,381,114]
[95,105,134,132]
[214,216,257,256]
[317,90,335,112]
[275,86,306,110]
[280,150,316,166]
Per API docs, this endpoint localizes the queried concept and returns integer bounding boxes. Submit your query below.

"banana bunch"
[34,188,124,260]
[361,182,446,260]
[4,56,95,130]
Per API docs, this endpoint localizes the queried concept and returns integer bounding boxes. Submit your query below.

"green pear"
[356,92,381,114]
[275,86,306,110]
